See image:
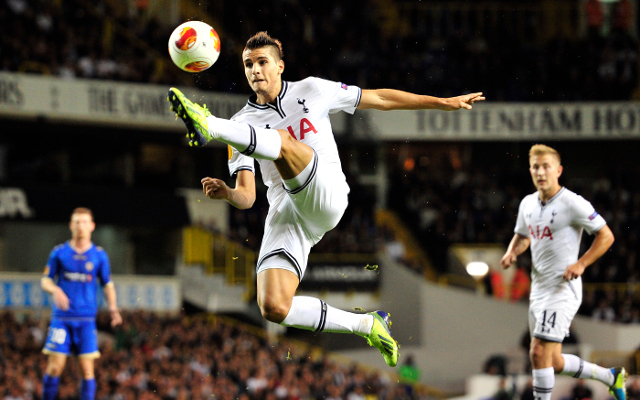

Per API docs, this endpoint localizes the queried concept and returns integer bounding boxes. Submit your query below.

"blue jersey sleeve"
[97,247,112,286]
[45,245,62,280]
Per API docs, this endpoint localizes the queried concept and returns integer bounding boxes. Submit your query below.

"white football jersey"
[514,187,606,300]
[227,77,362,205]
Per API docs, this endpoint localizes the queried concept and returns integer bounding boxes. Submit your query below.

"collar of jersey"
[538,186,565,206]
[247,81,289,118]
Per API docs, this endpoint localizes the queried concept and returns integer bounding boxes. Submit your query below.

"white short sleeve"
[514,198,530,237]
[227,145,255,177]
[310,77,362,114]
[569,195,606,234]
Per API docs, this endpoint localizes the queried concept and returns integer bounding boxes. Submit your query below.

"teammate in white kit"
[501,144,626,400]
[168,31,484,367]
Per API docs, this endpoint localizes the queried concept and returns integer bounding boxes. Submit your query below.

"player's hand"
[563,262,586,281]
[53,287,70,310]
[110,309,123,327]
[500,252,517,269]
[202,177,232,201]
[443,92,485,110]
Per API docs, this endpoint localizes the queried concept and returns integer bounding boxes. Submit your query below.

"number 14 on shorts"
[539,310,557,334]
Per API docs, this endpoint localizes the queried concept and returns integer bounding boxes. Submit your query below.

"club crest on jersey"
[297,98,309,113]
[529,225,553,240]
[589,211,599,220]
[85,261,94,271]
[341,83,348,90]
[550,210,557,223]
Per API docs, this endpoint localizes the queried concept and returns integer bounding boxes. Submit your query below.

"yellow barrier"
[182,226,256,300]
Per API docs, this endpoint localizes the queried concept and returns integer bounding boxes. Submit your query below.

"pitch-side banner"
[0,71,246,131]
[0,273,181,311]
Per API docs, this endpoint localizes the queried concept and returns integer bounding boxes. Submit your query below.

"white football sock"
[561,354,614,386]
[533,367,555,400]
[207,117,281,160]
[281,296,374,335]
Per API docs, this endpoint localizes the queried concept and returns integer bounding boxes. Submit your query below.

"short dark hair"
[245,31,283,60]
[71,207,94,221]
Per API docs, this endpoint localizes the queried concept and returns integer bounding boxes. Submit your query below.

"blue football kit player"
[41,208,122,400]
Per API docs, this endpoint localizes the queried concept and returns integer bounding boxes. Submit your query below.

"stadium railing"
[182,226,255,300]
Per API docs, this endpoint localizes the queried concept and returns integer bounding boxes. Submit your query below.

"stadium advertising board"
[358,103,640,140]
[2,71,640,139]
[0,71,246,131]
[298,263,380,291]
[0,273,181,311]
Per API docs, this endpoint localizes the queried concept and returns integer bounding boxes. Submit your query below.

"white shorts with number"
[529,280,581,342]
[256,154,349,280]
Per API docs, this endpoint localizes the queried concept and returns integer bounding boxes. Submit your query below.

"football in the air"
[168,21,220,73]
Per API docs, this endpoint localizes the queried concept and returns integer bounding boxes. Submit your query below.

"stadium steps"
[177,263,251,313]
[375,209,437,281]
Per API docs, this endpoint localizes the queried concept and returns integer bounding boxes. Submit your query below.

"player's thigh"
[529,297,580,343]
[43,318,72,356]
[73,319,100,358]
[256,267,300,307]
[289,161,349,236]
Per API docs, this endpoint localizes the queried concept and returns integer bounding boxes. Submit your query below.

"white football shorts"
[256,153,349,280]
[529,280,581,342]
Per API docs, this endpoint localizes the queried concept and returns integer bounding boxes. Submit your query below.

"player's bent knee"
[258,300,291,323]
[46,363,64,376]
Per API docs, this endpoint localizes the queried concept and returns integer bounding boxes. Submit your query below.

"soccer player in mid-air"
[501,144,626,400]
[41,208,122,400]
[168,31,484,367]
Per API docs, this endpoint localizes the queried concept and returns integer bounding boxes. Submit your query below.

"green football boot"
[168,87,212,147]
[364,310,398,367]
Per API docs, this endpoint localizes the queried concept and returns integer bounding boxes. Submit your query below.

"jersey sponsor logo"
[63,271,93,282]
[340,83,348,90]
[286,118,318,140]
[589,211,599,220]
[529,225,553,240]
[85,261,94,271]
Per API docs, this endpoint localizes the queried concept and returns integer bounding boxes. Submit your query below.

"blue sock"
[42,374,60,400]
[80,378,96,400]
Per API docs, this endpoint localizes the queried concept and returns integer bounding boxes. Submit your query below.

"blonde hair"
[71,207,94,221]
[529,144,561,164]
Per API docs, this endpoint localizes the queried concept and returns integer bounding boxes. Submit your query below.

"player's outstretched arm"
[501,233,531,269]
[358,89,485,111]
[202,170,256,210]
[563,225,614,280]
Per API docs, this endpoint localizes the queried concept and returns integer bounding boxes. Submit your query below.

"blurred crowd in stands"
[1,0,638,100]
[0,310,420,400]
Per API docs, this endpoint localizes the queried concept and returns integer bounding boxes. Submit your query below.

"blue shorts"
[42,318,100,358]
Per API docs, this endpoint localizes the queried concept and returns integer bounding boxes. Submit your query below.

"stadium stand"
[2,0,637,100]
[0,310,427,399]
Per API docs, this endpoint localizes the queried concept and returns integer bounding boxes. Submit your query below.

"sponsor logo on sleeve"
[340,83,348,90]
[589,211,599,220]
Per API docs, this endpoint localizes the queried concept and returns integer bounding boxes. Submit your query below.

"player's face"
[70,213,95,239]
[529,154,563,193]
[243,47,284,98]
